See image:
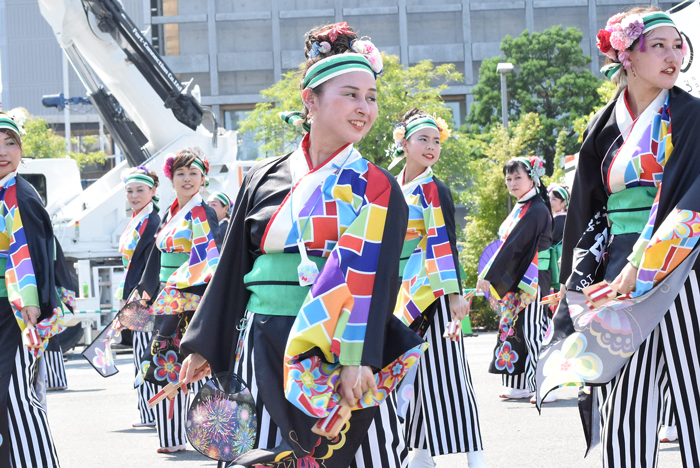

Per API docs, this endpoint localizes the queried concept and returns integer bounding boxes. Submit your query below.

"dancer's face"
[207,198,228,222]
[125,181,156,213]
[403,127,441,170]
[505,166,533,200]
[628,27,683,92]
[0,131,21,180]
[549,192,566,214]
[172,165,204,201]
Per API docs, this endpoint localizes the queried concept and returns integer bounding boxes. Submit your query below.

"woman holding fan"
[389,107,486,468]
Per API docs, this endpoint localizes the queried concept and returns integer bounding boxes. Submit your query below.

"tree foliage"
[239,55,463,171]
[19,109,108,169]
[468,26,603,173]
[459,114,543,328]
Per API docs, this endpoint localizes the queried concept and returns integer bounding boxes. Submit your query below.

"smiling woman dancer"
[543,7,700,467]
[0,112,62,467]
[133,148,220,453]
[180,22,425,468]
[116,166,161,428]
[476,156,554,402]
[390,108,486,468]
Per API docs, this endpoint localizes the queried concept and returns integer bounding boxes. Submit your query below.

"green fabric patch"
[244,253,327,317]
[607,186,657,235]
[398,238,421,278]
[538,249,551,271]
[0,257,7,298]
[159,252,190,282]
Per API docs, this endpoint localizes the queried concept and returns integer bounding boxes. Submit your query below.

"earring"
[307,112,314,125]
[631,68,638,80]
[20,158,26,168]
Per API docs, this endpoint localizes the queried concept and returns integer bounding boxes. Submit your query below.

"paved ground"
[47,332,681,467]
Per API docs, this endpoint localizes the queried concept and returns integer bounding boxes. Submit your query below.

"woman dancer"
[206,191,232,246]
[476,156,554,402]
[180,22,425,468]
[0,112,62,467]
[547,184,568,293]
[390,108,486,468]
[546,7,699,467]
[133,148,219,453]
[116,166,161,428]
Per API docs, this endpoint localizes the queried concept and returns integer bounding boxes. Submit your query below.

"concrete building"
[0,0,680,162]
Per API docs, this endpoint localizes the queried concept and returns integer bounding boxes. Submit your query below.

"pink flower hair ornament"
[163,154,175,179]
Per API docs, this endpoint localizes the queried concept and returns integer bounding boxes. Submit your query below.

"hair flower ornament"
[435,116,451,142]
[163,154,175,179]
[528,155,546,186]
[392,123,406,144]
[6,108,28,134]
[316,22,350,43]
[351,39,383,75]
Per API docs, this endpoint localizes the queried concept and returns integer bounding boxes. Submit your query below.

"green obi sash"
[607,186,657,235]
[244,253,327,317]
[551,244,562,289]
[398,238,421,278]
[0,257,6,298]
[159,252,190,282]
[538,249,551,271]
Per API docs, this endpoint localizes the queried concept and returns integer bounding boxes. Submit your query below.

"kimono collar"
[0,169,19,190]
[291,134,357,180]
[119,201,153,252]
[517,186,538,203]
[554,210,567,218]
[398,166,433,195]
[616,87,668,139]
[156,193,203,246]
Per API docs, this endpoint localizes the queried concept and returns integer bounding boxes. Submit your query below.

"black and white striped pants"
[234,311,408,468]
[44,348,67,391]
[502,294,547,392]
[132,331,156,424]
[598,272,700,468]
[405,296,484,456]
[153,382,189,449]
[7,345,60,468]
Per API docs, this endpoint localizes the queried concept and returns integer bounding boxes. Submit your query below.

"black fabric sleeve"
[122,212,160,300]
[435,177,463,293]
[484,198,549,297]
[17,177,58,320]
[53,237,78,294]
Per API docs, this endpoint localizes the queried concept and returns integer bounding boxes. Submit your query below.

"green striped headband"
[0,115,22,141]
[125,173,155,188]
[302,53,374,90]
[191,157,207,175]
[549,184,570,204]
[405,117,439,140]
[641,12,676,33]
[208,191,232,210]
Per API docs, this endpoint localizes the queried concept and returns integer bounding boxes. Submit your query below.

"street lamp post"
[497,62,515,211]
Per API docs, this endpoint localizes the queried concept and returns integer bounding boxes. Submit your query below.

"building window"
[151,0,180,56]
[443,97,466,128]
[223,108,265,161]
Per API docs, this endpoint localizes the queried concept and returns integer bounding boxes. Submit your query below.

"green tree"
[239,54,463,169]
[19,110,107,169]
[468,26,603,173]
[460,113,543,329]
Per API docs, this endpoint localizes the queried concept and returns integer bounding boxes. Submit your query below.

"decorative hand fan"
[81,322,121,377]
[186,372,257,467]
[478,239,503,300]
[118,299,155,332]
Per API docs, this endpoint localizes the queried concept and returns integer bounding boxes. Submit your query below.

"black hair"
[503,159,552,214]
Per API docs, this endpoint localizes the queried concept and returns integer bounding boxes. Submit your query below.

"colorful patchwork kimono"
[479,187,551,390]
[135,193,219,387]
[0,172,62,467]
[393,166,484,456]
[537,87,700,464]
[182,136,425,467]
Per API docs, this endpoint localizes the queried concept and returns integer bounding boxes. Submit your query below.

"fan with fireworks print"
[186,372,257,465]
[118,296,155,332]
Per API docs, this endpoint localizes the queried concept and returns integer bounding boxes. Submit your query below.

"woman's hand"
[21,306,40,327]
[179,352,211,384]
[449,293,469,321]
[611,262,638,296]
[338,365,378,407]
[476,278,490,294]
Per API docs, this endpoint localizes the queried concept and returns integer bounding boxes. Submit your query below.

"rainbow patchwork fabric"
[394,167,460,326]
[271,143,426,418]
[0,176,64,356]
[152,199,219,314]
[114,204,152,301]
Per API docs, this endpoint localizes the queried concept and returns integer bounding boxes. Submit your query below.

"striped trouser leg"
[132,331,156,424]
[405,296,484,455]
[7,345,60,468]
[350,394,408,468]
[659,273,700,467]
[502,293,546,392]
[44,349,67,390]
[154,384,189,448]
[661,389,676,427]
[599,272,700,468]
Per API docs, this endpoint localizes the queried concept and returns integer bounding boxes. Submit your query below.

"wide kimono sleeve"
[284,164,408,369]
[435,178,463,293]
[181,158,280,374]
[630,89,700,296]
[480,200,549,298]
[560,104,615,292]
[120,212,160,300]
[54,237,77,311]
[163,203,219,292]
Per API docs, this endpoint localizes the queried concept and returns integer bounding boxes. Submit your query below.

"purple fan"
[478,240,503,300]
